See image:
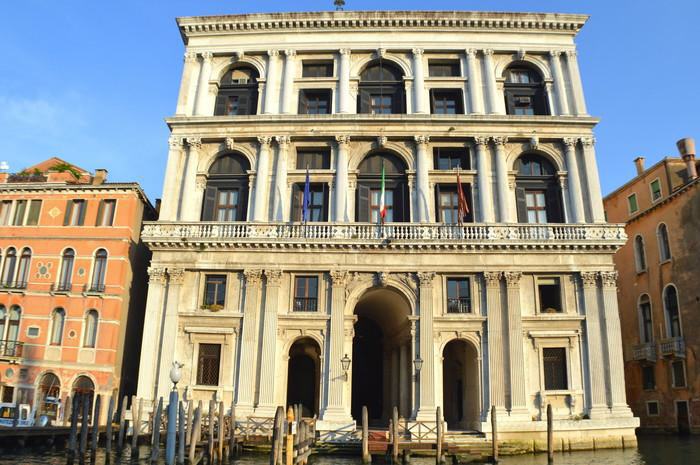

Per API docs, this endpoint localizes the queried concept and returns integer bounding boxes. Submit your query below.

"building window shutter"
[291,184,302,222]
[434,184,442,222]
[238,95,249,115]
[214,94,226,116]
[394,183,407,222]
[95,201,105,227]
[322,184,329,221]
[298,91,308,114]
[26,200,41,225]
[238,186,249,221]
[63,200,73,226]
[358,89,371,113]
[545,185,563,223]
[201,186,218,221]
[515,187,528,223]
[77,201,87,225]
[357,184,371,222]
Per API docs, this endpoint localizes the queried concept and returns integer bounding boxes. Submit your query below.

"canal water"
[0,435,696,465]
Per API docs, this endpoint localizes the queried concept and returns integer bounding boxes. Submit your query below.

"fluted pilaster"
[465,49,484,114]
[416,271,436,420]
[253,137,272,221]
[485,272,505,408]
[415,136,431,222]
[237,269,263,414]
[504,271,527,416]
[581,271,608,417]
[193,52,213,116]
[475,137,495,223]
[256,270,283,415]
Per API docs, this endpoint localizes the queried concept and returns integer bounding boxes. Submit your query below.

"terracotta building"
[604,138,700,433]
[0,157,155,420]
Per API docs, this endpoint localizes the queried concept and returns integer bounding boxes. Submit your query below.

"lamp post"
[413,357,423,381]
[341,354,351,381]
[166,361,183,465]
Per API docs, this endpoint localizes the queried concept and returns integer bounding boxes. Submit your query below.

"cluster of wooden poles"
[268,405,316,465]
[64,390,240,465]
[490,404,556,464]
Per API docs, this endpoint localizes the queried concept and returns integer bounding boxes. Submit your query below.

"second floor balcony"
[659,337,685,358]
[0,281,28,291]
[632,343,656,362]
[0,340,23,359]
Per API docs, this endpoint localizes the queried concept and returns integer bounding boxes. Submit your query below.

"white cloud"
[0,93,87,138]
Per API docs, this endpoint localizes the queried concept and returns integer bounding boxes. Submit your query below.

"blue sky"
[1,1,698,201]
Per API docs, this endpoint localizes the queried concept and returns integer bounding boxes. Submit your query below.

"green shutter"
[356,184,370,222]
[77,201,87,226]
[291,184,302,222]
[202,187,217,221]
[515,187,528,223]
[95,200,105,226]
[63,200,72,226]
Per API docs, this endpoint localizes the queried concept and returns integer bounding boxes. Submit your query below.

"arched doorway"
[351,287,412,425]
[286,338,321,418]
[36,373,61,419]
[72,375,95,421]
[442,340,480,430]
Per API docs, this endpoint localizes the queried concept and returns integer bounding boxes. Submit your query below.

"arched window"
[0,306,5,343]
[16,248,31,288]
[37,373,61,417]
[663,285,681,338]
[638,295,653,344]
[514,154,563,223]
[356,152,409,222]
[657,223,671,262]
[50,308,65,345]
[358,60,405,114]
[634,235,647,272]
[1,247,17,286]
[58,249,75,290]
[3,306,21,356]
[503,64,549,115]
[83,310,98,348]
[90,249,108,292]
[214,66,259,116]
[202,153,251,222]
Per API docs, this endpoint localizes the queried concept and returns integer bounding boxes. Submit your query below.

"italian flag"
[379,163,387,223]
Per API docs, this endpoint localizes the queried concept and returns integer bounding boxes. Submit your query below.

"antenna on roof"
[0,162,9,172]
[334,0,346,11]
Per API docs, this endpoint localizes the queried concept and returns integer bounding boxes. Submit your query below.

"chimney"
[634,157,645,175]
[92,168,108,185]
[676,137,698,180]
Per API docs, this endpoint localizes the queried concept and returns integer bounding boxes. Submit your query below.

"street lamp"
[170,361,183,390]
[341,354,351,381]
[413,357,423,381]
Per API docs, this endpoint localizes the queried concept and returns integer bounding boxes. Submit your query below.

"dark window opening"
[640,295,653,343]
[538,277,562,313]
[294,276,318,312]
[664,286,681,338]
[642,365,656,391]
[504,66,549,116]
[515,154,563,224]
[358,61,405,114]
[296,149,331,170]
[96,199,116,226]
[26,200,41,226]
[543,348,568,390]
[204,275,226,308]
[202,153,250,222]
[298,89,332,114]
[446,278,471,313]
[356,153,409,223]
[430,89,464,115]
[435,184,473,224]
[428,60,461,77]
[434,147,470,170]
[302,61,334,78]
[672,360,686,388]
[197,344,221,386]
[292,183,328,222]
[647,401,659,416]
[63,200,86,226]
[215,66,259,116]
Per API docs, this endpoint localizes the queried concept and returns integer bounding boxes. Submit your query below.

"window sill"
[192,385,219,390]
[659,259,672,265]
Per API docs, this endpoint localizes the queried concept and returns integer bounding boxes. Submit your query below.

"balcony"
[84,283,105,294]
[632,343,657,362]
[293,297,318,312]
[51,282,72,293]
[142,222,627,251]
[447,297,472,314]
[0,281,28,291]
[659,337,685,358]
[0,340,23,359]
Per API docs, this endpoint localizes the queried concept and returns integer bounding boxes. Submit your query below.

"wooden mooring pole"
[229,401,237,459]
[90,395,101,452]
[361,406,370,463]
[218,400,225,461]
[117,395,128,452]
[79,396,90,456]
[166,389,178,465]
[68,395,79,456]
[151,396,163,462]
[188,404,202,464]
[105,395,115,455]
[436,406,443,465]
[286,406,294,465]
[270,406,282,465]
[207,399,215,460]
[491,405,498,463]
[547,403,554,464]
[392,406,399,462]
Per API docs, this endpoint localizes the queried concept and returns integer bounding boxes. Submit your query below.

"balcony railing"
[447,298,472,314]
[84,283,105,293]
[0,281,28,290]
[0,340,23,358]
[632,343,657,362]
[51,282,72,293]
[142,222,627,249]
[293,297,318,312]
[659,337,685,358]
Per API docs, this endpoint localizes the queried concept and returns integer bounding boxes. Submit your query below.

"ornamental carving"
[563,137,577,148]
[257,136,272,147]
[580,137,596,148]
[349,82,359,98]
[232,50,245,61]
[225,137,236,150]
[503,271,522,287]
[276,136,291,146]
[394,273,418,294]
[330,270,349,287]
[483,49,494,57]
[147,267,167,284]
[168,136,183,148]
[345,272,372,299]
[265,269,283,286]
[284,49,297,57]
[580,271,598,288]
[244,269,263,286]
[187,137,202,150]
[566,50,578,58]
[474,136,489,146]
[414,135,430,145]
[377,48,387,59]
[377,136,388,147]
[549,50,561,58]
[339,48,351,56]
[184,51,198,63]
[201,51,213,61]
[168,268,186,285]
[336,135,351,145]
[517,49,526,61]
[466,48,477,58]
[267,50,280,57]
[599,271,618,288]
[417,272,436,287]
[377,271,389,287]
[412,48,424,56]
[195,175,207,190]
[492,136,508,146]
[529,136,539,150]
[484,271,501,287]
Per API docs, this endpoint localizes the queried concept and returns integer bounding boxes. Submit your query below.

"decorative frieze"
[168,268,186,284]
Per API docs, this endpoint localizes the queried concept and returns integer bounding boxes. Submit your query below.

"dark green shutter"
[434,184,442,223]
[464,184,474,223]
[214,94,226,116]
[515,187,527,223]
[356,184,370,222]
[291,184,302,222]
[63,200,72,226]
[546,185,563,223]
[95,201,104,226]
[298,91,308,114]
[358,89,371,113]
[238,95,249,115]
[202,187,217,221]
[394,183,406,222]
[77,201,87,225]
[322,184,329,221]
[238,187,249,221]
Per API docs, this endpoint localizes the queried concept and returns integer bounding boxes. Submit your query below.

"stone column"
[334,136,350,222]
[272,136,290,221]
[600,271,632,415]
[565,50,587,116]
[549,51,570,116]
[485,272,505,409]
[256,270,282,416]
[492,137,510,223]
[415,136,431,222]
[175,52,200,116]
[156,268,184,399]
[338,49,352,113]
[465,49,484,114]
[581,272,608,417]
[580,137,606,223]
[563,138,585,223]
[412,48,427,114]
[237,269,263,415]
[160,136,185,221]
[281,50,297,114]
[253,137,272,222]
[399,342,409,418]
[263,50,281,114]
[504,272,528,417]
[180,137,202,221]
[475,137,495,223]
[193,52,213,116]
[136,267,167,402]
[482,50,500,114]
[416,272,436,420]
[321,270,353,423]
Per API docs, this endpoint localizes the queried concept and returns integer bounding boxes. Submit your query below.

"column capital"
[563,137,578,148]
[265,269,283,286]
[335,135,351,145]
[412,48,424,56]
[186,137,202,150]
[414,135,430,146]
[549,50,562,58]
[330,270,349,287]
[200,51,214,61]
[195,174,207,190]
[147,267,167,284]
[225,137,236,150]
[599,271,618,288]
[275,135,291,146]
[474,136,489,146]
[257,136,273,147]
[233,50,245,60]
[284,49,297,57]
[244,269,263,286]
[492,136,509,146]
[267,50,280,57]
[565,50,578,58]
[184,51,198,63]
[503,271,522,287]
[580,271,598,288]
[168,268,186,285]
[168,135,184,148]
[580,137,596,148]
[483,49,494,57]
[339,48,352,56]
[417,272,436,287]
[484,271,501,287]
[466,48,478,58]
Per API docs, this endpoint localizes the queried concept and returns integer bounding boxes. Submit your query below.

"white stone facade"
[138,10,638,444]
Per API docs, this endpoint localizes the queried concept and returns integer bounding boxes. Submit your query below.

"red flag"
[457,168,469,224]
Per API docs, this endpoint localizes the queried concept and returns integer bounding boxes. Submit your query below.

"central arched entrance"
[442,339,480,430]
[351,287,412,425]
[286,337,321,418]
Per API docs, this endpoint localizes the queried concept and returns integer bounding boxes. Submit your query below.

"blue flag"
[302,166,311,223]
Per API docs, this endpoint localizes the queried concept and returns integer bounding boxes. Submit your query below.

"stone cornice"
[177,11,588,43]
[0,183,155,211]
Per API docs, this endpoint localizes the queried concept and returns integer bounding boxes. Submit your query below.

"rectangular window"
[628,193,639,214]
[1,386,13,403]
[302,61,334,78]
[640,300,653,343]
[428,60,461,77]
[298,90,332,115]
[296,149,331,170]
[650,179,662,202]
[543,348,568,390]
[435,184,472,224]
[646,401,660,416]
[369,95,393,114]
[642,365,656,390]
[196,344,221,386]
[26,200,42,225]
[525,191,548,223]
[203,275,226,308]
[430,89,464,114]
[671,360,686,388]
[64,200,86,226]
[96,199,116,226]
[215,190,239,222]
[294,276,319,312]
[446,278,471,313]
[12,200,27,226]
[538,277,562,313]
[292,183,328,222]
[0,201,12,225]
[434,147,470,170]
[370,188,393,222]
[214,91,256,116]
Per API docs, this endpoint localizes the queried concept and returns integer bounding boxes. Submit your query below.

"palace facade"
[137,10,638,446]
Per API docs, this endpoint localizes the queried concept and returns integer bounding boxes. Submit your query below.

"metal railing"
[0,340,23,358]
[51,282,72,293]
[659,337,685,358]
[0,281,27,290]
[84,283,105,293]
[293,297,318,312]
[632,343,656,362]
[446,298,471,314]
